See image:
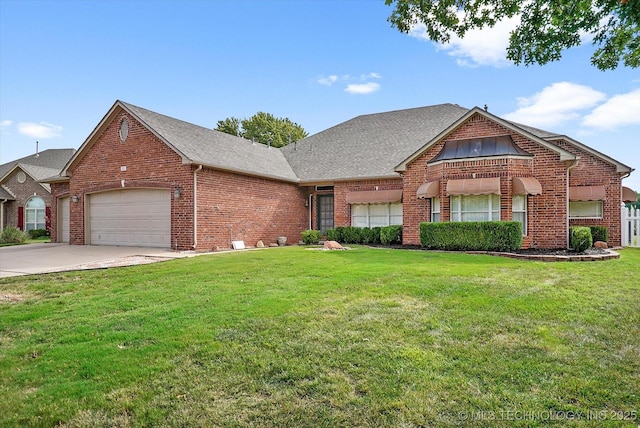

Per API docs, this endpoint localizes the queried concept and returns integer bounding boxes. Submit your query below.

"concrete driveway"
[0,243,194,278]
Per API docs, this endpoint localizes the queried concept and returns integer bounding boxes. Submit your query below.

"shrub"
[325,228,340,242]
[360,227,378,245]
[342,226,363,244]
[300,229,322,245]
[420,221,522,252]
[380,225,402,246]
[28,228,49,239]
[570,226,593,253]
[1,226,28,244]
[588,226,608,243]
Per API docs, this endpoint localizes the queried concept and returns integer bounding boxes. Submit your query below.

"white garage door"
[88,189,171,248]
[58,196,70,243]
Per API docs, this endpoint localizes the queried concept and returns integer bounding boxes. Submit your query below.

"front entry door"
[317,194,334,234]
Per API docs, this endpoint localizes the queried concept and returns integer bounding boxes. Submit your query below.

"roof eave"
[182,160,300,184]
[544,135,634,174]
[298,173,401,185]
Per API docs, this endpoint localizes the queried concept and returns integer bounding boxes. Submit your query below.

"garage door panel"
[59,197,70,243]
[88,189,171,248]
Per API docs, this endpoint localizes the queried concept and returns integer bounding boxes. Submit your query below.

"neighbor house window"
[25,197,46,231]
[431,197,440,222]
[450,194,500,222]
[512,195,527,235]
[351,203,402,227]
[569,201,603,219]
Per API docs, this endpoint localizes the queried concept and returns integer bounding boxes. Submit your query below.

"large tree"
[215,112,308,147]
[385,0,640,70]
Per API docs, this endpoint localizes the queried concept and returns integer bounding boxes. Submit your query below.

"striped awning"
[513,177,542,195]
[345,189,402,204]
[416,181,439,199]
[446,177,500,195]
[569,186,606,201]
[622,186,637,203]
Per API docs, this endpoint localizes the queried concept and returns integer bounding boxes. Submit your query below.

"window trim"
[450,194,500,222]
[25,196,46,231]
[569,200,604,219]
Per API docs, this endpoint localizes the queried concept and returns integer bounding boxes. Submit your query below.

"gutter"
[566,159,579,248]
[193,165,203,249]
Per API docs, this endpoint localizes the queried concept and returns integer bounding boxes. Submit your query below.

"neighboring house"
[0,149,75,233]
[46,100,634,250]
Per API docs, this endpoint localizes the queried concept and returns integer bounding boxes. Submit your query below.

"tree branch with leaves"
[385,0,640,70]
[215,112,308,147]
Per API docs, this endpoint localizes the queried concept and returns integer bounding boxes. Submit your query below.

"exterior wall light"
[71,195,79,203]
[174,188,181,199]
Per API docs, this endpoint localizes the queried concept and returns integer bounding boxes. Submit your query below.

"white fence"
[622,205,640,247]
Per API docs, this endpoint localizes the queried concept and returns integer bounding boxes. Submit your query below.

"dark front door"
[317,194,334,234]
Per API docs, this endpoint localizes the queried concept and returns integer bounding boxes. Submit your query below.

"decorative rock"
[269,243,279,247]
[323,240,343,250]
[277,236,287,246]
[256,240,264,248]
[594,241,608,249]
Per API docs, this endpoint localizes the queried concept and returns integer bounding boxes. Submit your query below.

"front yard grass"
[1,246,638,427]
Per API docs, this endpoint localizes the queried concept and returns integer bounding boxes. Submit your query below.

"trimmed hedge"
[325,228,340,242]
[28,228,49,239]
[324,226,385,245]
[570,226,593,253]
[420,221,523,251]
[380,225,402,245]
[588,226,608,243]
[300,229,322,245]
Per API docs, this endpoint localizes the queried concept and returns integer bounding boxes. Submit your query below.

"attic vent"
[315,185,334,192]
[119,119,129,142]
[17,171,27,184]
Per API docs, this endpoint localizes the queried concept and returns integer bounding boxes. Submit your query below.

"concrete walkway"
[0,243,195,278]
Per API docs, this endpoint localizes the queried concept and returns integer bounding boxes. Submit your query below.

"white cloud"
[18,122,63,139]
[317,75,338,86]
[503,82,606,128]
[410,16,519,67]
[0,120,12,128]
[345,82,381,95]
[361,72,381,80]
[582,89,640,130]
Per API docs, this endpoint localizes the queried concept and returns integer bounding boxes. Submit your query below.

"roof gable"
[0,149,75,180]
[63,101,299,182]
[396,107,577,171]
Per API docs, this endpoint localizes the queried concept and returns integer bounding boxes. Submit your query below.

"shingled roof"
[120,102,299,182]
[0,149,76,180]
[281,104,469,183]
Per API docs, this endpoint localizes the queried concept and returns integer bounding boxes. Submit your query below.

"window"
[351,203,402,227]
[431,197,440,222]
[450,194,500,222]
[512,195,527,235]
[25,197,46,231]
[569,201,603,219]
[317,194,334,233]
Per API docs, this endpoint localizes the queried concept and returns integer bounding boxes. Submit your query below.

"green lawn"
[1,247,638,427]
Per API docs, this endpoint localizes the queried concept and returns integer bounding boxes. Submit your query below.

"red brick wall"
[196,168,308,251]
[551,138,623,246]
[1,169,52,231]
[402,114,570,249]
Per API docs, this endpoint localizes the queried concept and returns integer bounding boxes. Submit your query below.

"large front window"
[25,197,46,231]
[450,194,500,222]
[351,203,402,228]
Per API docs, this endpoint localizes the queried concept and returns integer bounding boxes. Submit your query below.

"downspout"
[193,165,203,249]
[0,199,6,231]
[308,194,312,231]
[566,159,579,248]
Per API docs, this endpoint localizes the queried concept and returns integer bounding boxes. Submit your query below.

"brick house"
[0,149,75,233]
[46,100,634,250]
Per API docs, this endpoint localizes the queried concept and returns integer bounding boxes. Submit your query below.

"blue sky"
[1,0,639,190]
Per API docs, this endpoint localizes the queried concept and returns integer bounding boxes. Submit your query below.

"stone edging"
[466,249,620,262]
